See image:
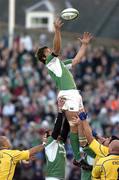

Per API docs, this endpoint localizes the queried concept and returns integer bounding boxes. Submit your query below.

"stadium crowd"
[0,33,119,180]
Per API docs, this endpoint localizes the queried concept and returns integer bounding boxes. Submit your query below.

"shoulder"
[1,150,15,157]
[89,139,99,148]
[10,150,29,157]
[46,53,59,64]
[45,136,56,147]
[98,155,114,164]
[97,157,106,164]
[2,149,26,157]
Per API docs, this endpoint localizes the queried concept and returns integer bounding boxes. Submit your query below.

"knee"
[70,125,78,133]
[79,137,88,147]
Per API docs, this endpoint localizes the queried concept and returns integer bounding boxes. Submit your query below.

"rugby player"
[92,139,119,179]
[44,111,70,180]
[36,17,93,163]
[0,136,44,180]
[56,97,96,180]
[80,145,96,180]
[78,111,119,179]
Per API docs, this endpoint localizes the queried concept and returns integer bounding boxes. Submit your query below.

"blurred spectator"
[39,33,47,46]
[20,32,33,51]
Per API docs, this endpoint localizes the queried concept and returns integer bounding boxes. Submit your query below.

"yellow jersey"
[0,149,29,180]
[89,139,109,165]
[92,154,119,180]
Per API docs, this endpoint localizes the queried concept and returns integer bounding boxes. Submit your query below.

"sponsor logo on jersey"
[70,107,74,110]
[112,161,119,165]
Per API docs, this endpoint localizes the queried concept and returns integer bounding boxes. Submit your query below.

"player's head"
[36,46,51,64]
[44,130,52,137]
[109,139,119,154]
[97,135,119,147]
[43,130,65,143]
[42,130,52,144]
[0,136,12,149]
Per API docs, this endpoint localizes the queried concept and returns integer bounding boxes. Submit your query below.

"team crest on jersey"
[70,107,74,110]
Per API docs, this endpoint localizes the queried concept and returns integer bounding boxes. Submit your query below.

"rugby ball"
[61,8,79,20]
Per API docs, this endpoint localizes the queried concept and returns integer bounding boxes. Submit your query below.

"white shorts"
[46,178,60,180]
[58,89,84,112]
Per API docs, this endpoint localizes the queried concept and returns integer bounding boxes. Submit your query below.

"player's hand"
[78,32,93,45]
[54,17,64,30]
[71,115,80,126]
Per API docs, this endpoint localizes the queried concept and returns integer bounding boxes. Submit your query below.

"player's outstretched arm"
[72,32,93,67]
[78,112,94,144]
[29,144,44,158]
[53,17,63,55]
[79,112,109,156]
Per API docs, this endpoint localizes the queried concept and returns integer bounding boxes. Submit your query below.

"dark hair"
[35,46,48,64]
[110,135,119,143]
[45,130,51,138]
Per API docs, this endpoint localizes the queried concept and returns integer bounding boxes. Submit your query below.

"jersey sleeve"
[83,146,96,158]
[13,150,30,162]
[89,139,109,157]
[63,59,72,69]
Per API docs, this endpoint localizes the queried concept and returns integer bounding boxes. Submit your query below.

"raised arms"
[53,18,63,55]
[72,32,93,67]
[78,112,94,144]
[29,144,44,158]
[80,118,94,144]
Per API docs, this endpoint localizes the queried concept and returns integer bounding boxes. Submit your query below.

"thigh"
[58,91,84,112]
[65,111,77,121]
[65,111,78,132]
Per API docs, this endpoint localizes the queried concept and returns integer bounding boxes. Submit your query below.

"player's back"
[0,149,17,180]
[0,149,29,180]
[96,154,119,180]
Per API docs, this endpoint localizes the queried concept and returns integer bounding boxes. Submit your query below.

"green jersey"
[46,54,76,90]
[45,136,66,179]
[83,146,96,159]
[81,146,96,180]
